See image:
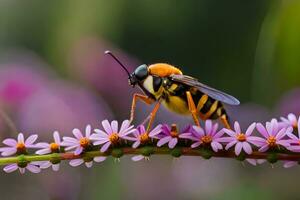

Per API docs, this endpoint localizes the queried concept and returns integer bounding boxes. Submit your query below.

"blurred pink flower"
[17,81,112,139]
[4,162,41,174]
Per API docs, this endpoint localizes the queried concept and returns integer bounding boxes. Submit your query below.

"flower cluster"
[0,113,300,174]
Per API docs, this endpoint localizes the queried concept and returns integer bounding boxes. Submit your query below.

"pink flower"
[61,125,93,155]
[90,120,135,152]
[124,124,162,148]
[35,131,62,171]
[180,120,224,152]
[0,133,38,156]
[256,119,290,152]
[3,162,41,174]
[69,156,107,168]
[149,124,182,149]
[219,122,264,155]
[280,113,298,129]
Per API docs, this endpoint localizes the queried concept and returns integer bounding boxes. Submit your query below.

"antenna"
[104,50,131,76]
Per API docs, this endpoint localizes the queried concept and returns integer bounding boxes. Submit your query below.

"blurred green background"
[0,0,300,199]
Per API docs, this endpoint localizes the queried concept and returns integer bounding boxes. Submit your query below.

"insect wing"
[170,74,240,105]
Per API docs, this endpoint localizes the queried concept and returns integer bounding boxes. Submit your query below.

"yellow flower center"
[139,133,149,143]
[109,133,119,144]
[292,122,298,128]
[236,133,246,142]
[170,124,178,138]
[201,135,212,144]
[50,143,59,151]
[267,136,276,147]
[79,137,90,148]
[16,143,25,152]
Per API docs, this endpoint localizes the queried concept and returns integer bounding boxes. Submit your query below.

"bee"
[105,51,240,131]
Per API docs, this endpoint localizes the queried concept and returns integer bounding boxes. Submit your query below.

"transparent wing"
[170,74,240,105]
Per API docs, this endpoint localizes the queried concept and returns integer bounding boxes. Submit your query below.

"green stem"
[0,147,300,166]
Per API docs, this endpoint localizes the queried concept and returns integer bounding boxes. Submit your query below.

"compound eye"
[134,64,148,80]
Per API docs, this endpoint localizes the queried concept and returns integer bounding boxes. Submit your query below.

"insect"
[105,51,240,131]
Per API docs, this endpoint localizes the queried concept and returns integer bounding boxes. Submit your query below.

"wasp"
[105,51,240,131]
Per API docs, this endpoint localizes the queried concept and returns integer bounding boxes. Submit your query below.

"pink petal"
[131,155,145,161]
[100,142,111,152]
[25,134,38,145]
[275,128,287,140]
[245,123,256,136]
[53,131,61,144]
[246,159,257,166]
[94,156,107,163]
[52,164,60,171]
[102,120,112,134]
[256,123,269,138]
[234,121,241,134]
[36,148,51,155]
[119,120,130,134]
[74,146,83,155]
[287,132,298,140]
[258,144,269,152]
[157,136,172,147]
[149,125,162,137]
[69,159,84,167]
[62,137,79,144]
[1,147,17,156]
[85,161,93,168]
[217,137,234,143]
[26,164,41,173]
[39,161,52,169]
[211,123,219,136]
[247,136,265,147]
[234,142,243,155]
[205,120,212,134]
[276,140,290,147]
[283,161,297,168]
[93,139,110,146]
[85,125,91,138]
[168,138,178,149]
[18,133,24,143]
[119,126,135,137]
[3,164,18,173]
[191,142,201,148]
[111,120,118,133]
[193,126,205,137]
[65,145,79,151]
[213,130,224,139]
[36,142,49,148]
[211,142,222,152]
[288,113,297,124]
[19,168,25,174]
[2,139,17,147]
[72,129,83,139]
[223,128,236,137]
[132,141,141,148]
[225,140,237,150]
[179,133,198,141]
[242,142,252,154]
[93,129,109,137]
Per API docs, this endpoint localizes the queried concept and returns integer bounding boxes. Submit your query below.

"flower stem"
[0,147,300,166]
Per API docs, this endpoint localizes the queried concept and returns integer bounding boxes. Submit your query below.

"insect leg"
[146,101,161,132]
[130,93,155,123]
[186,91,201,127]
[221,114,231,129]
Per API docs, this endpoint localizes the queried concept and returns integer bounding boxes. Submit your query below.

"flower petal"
[53,131,61,144]
[3,164,18,173]
[205,120,212,134]
[18,133,24,143]
[168,138,178,149]
[100,142,111,152]
[85,161,93,168]
[72,129,83,139]
[191,142,201,148]
[149,125,162,137]
[234,121,241,134]
[256,123,269,138]
[2,139,17,147]
[119,120,130,134]
[25,134,38,145]
[225,140,237,150]
[157,136,172,147]
[94,156,107,163]
[234,142,243,155]
[36,148,51,155]
[0,147,17,156]
[132,141,141,148]
[74,146,84,155]
[26,164,41,173]
[85,125,91,138]
[52,164,60,171]
[102,120,112,134]
[69,159,84,167]
[131,155,145,162]
[211,141,222,152]
[245,123,256,136]
[242,142,252,154]
[283,161,297,168]
[111,120,118,133]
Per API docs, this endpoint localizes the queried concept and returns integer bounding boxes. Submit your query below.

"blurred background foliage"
[0,0,300,199]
